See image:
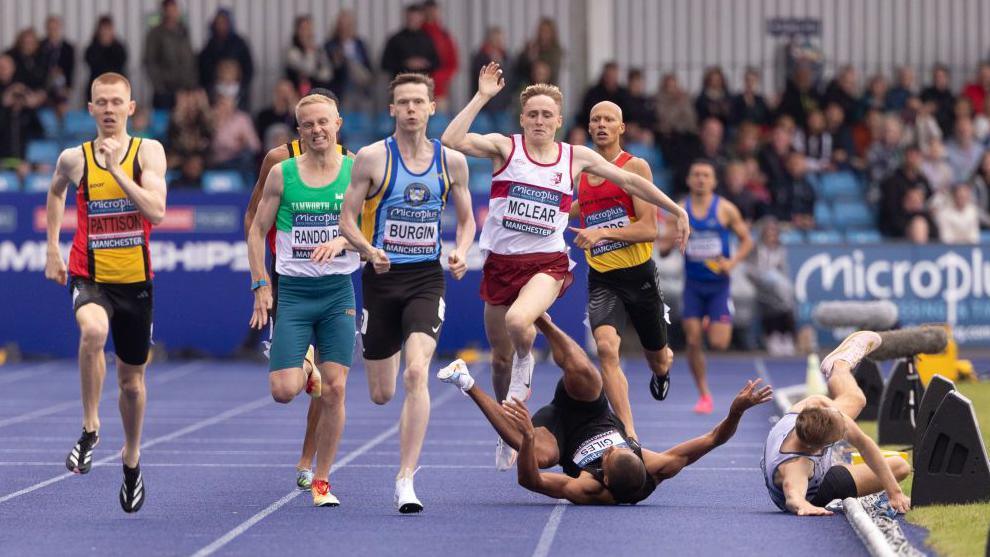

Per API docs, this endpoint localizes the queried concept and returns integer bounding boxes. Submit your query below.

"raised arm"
[443,148,476,280]
[572,144,690,252]
[106,138,167,224]
[569,157,659,249]
[843,416,911,513]
[244,145,288,240]
[440,62,512,160]
[45,148,82,286]
[247,164,283,330]
[340,145,390,273]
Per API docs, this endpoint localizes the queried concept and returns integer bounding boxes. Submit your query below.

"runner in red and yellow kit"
[45,73,167,514]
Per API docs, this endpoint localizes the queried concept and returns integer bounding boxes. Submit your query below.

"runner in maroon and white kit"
[442,63,690,469]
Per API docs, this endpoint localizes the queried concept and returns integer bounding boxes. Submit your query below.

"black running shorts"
[70,276,153,366]
[587,259,669,351]
[808,465,858,506]
[360,260,445,360]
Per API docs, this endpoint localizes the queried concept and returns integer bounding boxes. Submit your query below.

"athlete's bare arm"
[340,142,390,273]
[776,458,828,516]
[247,163,283,330]
[44,147,84,285]
[569,157,659,249]
[572,144,690,252]
[102,137,167,224]
[503,399,615,505]
[244,145,290,240]
[440,62,513,162]
[443,147,475,280]
[841,414,911,513]
[643,380,772,482]
[717,199,754,273]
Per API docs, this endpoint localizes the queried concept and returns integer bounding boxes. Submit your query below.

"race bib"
[291,212,341,259]
[383,206,440,256]
[572,430,629,469]
[502,183,563,237]
[584,206,631,257]
[87,199,143,249]
[686,231,723,261]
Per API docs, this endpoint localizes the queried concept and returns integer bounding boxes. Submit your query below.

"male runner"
[569,101,672,441]
[247,94,358,507]
[441,62,689,469]
[762,331,911,515]
[340,73,474,513]
[45,73,167,513]
[680,160,753,414]
[243,88,351,491]
[437,315,772,504]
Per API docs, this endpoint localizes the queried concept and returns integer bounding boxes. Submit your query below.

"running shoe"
[119,463,145,513]
[820,331,882,380]
[506,353,534,402]
[304,345,322,398]
[65,429,99,474]
[312,480,339,507]
[296,468,314,490]
[395,476,423,514]
[437,359,475,391]
[495,437,517,471]
[649,373,670,401]
[693,394,713,414]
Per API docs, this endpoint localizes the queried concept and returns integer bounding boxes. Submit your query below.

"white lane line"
[189,382,467,557]
[0,462,763,472]
[532,501,567,557]
[0,364,58,386]
[0,394,272,504]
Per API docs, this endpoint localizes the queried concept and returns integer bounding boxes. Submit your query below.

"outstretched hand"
[729,378,773,415]
[478,62,506,99]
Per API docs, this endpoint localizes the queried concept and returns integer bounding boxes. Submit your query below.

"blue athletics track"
[0,356,879,557]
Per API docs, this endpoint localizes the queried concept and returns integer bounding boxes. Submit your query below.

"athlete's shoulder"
[137,138,166,158]
[354,140,388,160]
[56,145,85,178]
[265,143,292,164]
[622,155,652,176]
[439,143,468,165]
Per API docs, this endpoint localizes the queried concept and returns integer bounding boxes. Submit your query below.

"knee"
[79,321,109,348]
[270,379,296,404]
[118,373,145,398]
[369,384,394,405]
[504,310,531,341]
[891,457,911,481]
[323,374,347,404]
[709,336,731,351]
[403,365,429,394]
[685,334,703,350]
[594,334,621,363]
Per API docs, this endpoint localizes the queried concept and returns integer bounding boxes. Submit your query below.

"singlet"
[266,140,345,256]
[479,134,574,255]
[359,136,449,264]
[274,156,359,277]
[761,413,836,511]
[68,138,153,284]
[684,195,731,283]
[563,409,656,504]
[577,151,654,273]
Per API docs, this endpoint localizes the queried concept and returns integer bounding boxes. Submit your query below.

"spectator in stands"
[906,95,943,149]
[255,79,298,140]
[853,107,883,158]
[7,29,46,92]
[470,26,513,116]
[945,117,986,181]
[866,115,905,185]
[885,66,916,112]
[962,61,990,116]
[823,65,860,124]
[40,16,74,104]
[198,8,253,110]
[624,68,656,137]
[792,109,833,172]
[730,121,762,160]
[380,4,438,79]
[655,72,697,137]
[974,96,990,145]
[921,138,955,194]
[263,123,292,153]
[921,63,956,136]
[759,123,794,198]
[208,59,247,110]
[777,64,821,130]
[824,103,855,170]
[0,82,43,163]
[515,18,563,85]
[694,66,733,127]
[166,88,212,171]
[879,145,931,237]
[286,15,333,94]
[742,155,772,206]
[859,74,889,116]
[171,155,205,190]
[773,151,816,230]
[722,159,762,222]
[932,182,980,243]
[576,61,628,129]
[129,107,154,139]
[144,0,197,109]
[422,0,458,109]
[0,54,16,99]
[671,117,726,194]
[209,91,260,183]
[324,10,373,109]
[748,216,796,356]
[969,151,990,227]
[731,67,772,128]
[84,16,127,100]
[905,213,933,245]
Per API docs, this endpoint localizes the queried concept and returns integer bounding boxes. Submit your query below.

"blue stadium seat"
[23,173,51,193]
[0,170,20,191]
[63,110,92,139]
[625,143,663,171]
[807,173,823,196]
[813,201,833,229]
[807,229,843,244]
[981,230,990,244]
[819,171,862,202]
[150,110,170,139]
[779,229,805,245]
[25,140,61,166]
[831,200,875,230]
[846,229,883,244]
[426,112,453,137]
[38,108,60,139]
[375,111,394,136]
[202,171,246,193]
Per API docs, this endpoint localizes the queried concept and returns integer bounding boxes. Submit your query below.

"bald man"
[568,101,672,441]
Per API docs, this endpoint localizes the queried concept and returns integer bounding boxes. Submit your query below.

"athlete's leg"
[534,315,602,402]
[593,325,637,438]
[505,274,563,359]
[464,383,559,467]
[820,331,882,419]
[683,318,711,398]
[706,322,732,351]
[76,304,110,432]
[844,457,911,495]
[484,303,513,401]
[116,359,147,468]
[313,362,348,483]
[645,347,673,377]
[297,393,322,471]
[397,332,436,478]
[365,353,401,404]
